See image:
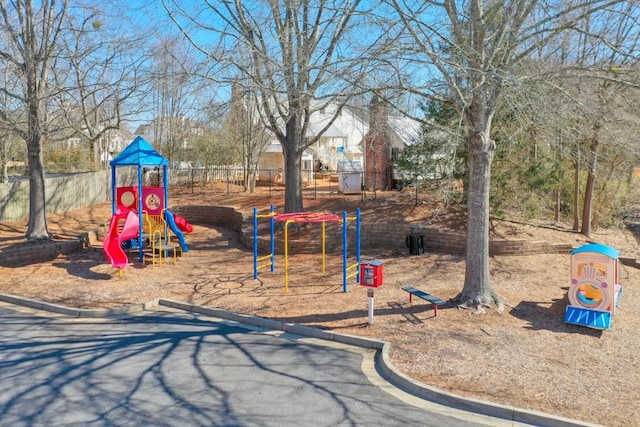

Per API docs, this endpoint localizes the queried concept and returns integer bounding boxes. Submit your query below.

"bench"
[401,286,447,317]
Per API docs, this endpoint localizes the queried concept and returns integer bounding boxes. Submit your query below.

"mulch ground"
[1,184,639,426]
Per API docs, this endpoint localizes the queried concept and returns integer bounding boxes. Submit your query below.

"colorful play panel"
[564,243,623,330]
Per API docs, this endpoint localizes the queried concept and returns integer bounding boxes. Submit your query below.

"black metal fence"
[170,165,453,204]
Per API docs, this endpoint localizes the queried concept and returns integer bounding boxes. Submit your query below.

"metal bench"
[401,286,447,317]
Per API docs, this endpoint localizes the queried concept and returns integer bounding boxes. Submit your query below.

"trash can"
[406,225,424,255]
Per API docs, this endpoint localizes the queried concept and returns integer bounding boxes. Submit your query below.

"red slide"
[173,214,193,233]
[103,208,140,271]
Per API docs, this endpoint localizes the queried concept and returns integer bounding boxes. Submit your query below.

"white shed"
[337,161,363,194]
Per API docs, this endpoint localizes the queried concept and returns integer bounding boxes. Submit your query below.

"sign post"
[360,260,384,326]
[367,288,375,325]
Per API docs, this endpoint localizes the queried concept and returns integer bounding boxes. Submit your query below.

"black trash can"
[406,225,424,255]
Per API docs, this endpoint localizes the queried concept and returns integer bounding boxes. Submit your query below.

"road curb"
[374,346,601,427]
[0,293,600,427]
[0,293,157,317]
[156,299,386,350]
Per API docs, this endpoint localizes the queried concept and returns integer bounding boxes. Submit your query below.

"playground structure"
[564,243,623,330]
[253,206,361,293]
[103,136,192,275]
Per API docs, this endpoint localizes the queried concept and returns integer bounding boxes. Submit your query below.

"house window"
[391,147,401,161]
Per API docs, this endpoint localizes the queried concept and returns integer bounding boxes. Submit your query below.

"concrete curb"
[374,346,600,427]
[0,293,600,427]
[0,293,157,318]
[156,299,386,350]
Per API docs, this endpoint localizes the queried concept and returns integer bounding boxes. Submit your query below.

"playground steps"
[142,231,178,266]
[169,235,188,256]
[142,244,178,266]
[564,306,612,330]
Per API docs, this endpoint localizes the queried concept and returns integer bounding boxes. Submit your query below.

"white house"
[387,116,423,153]
[256,141,314,185]
[53,127,132,166]
[364,95,427,190]
[134,117,204,152]
[100,128,134,160]
[255,102,369,183]
[305,102,368,171]
[248,96,439,190]
[364,95,455,190]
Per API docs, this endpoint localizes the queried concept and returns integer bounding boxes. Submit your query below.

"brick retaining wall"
[0,232,94,267]
[0,204,578,266]
[171,205,243,232]
[237,207,571,256]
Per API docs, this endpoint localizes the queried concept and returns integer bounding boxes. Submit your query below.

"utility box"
[337,161,363,194]
[360,260,384,287]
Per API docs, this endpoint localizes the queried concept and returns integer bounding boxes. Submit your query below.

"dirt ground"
[1,184,638,426]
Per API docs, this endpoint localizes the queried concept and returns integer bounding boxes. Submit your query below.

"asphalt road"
[0,304,494,427]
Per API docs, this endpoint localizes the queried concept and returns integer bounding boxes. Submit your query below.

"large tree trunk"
[282,142,304,213]
[554,134,562,222]
[280,105,306,213]
[25,105,51,241]
[572,149,580,231]
[580,129,600,237]
[453,125,505,312]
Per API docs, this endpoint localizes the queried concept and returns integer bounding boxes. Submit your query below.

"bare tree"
[147,35,208,166]
[0,0,70,240]
[573,5,640,236]
[0,68,26,182]
[225,82,271,193]
[389,0,638,311]
[54,7,146,167]
[163,0,384,212]
[0,1,149,240]
[530,3,640,235]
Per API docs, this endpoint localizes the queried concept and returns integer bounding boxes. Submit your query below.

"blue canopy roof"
[570,243,619,259]
[110,136,168,167]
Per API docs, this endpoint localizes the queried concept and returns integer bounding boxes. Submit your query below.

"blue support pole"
[254,205,276,280]
[110,166,117,214]
[270,204,275,272]
[356,208,361,283]
[343,211,348,293]
[137,166,144,262]
[253,207,258,279]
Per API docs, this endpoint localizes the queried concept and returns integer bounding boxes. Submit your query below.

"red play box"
[360,260,384,287]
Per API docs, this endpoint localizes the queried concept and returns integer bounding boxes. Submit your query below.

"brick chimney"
[364,94,391,191]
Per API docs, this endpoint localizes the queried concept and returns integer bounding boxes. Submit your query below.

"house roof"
[264,141,314,159]
[110,136,168,167]
[264,141,283,153]
[307,119,346,138]
[388,116,423,146]
[133,123,150,136]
